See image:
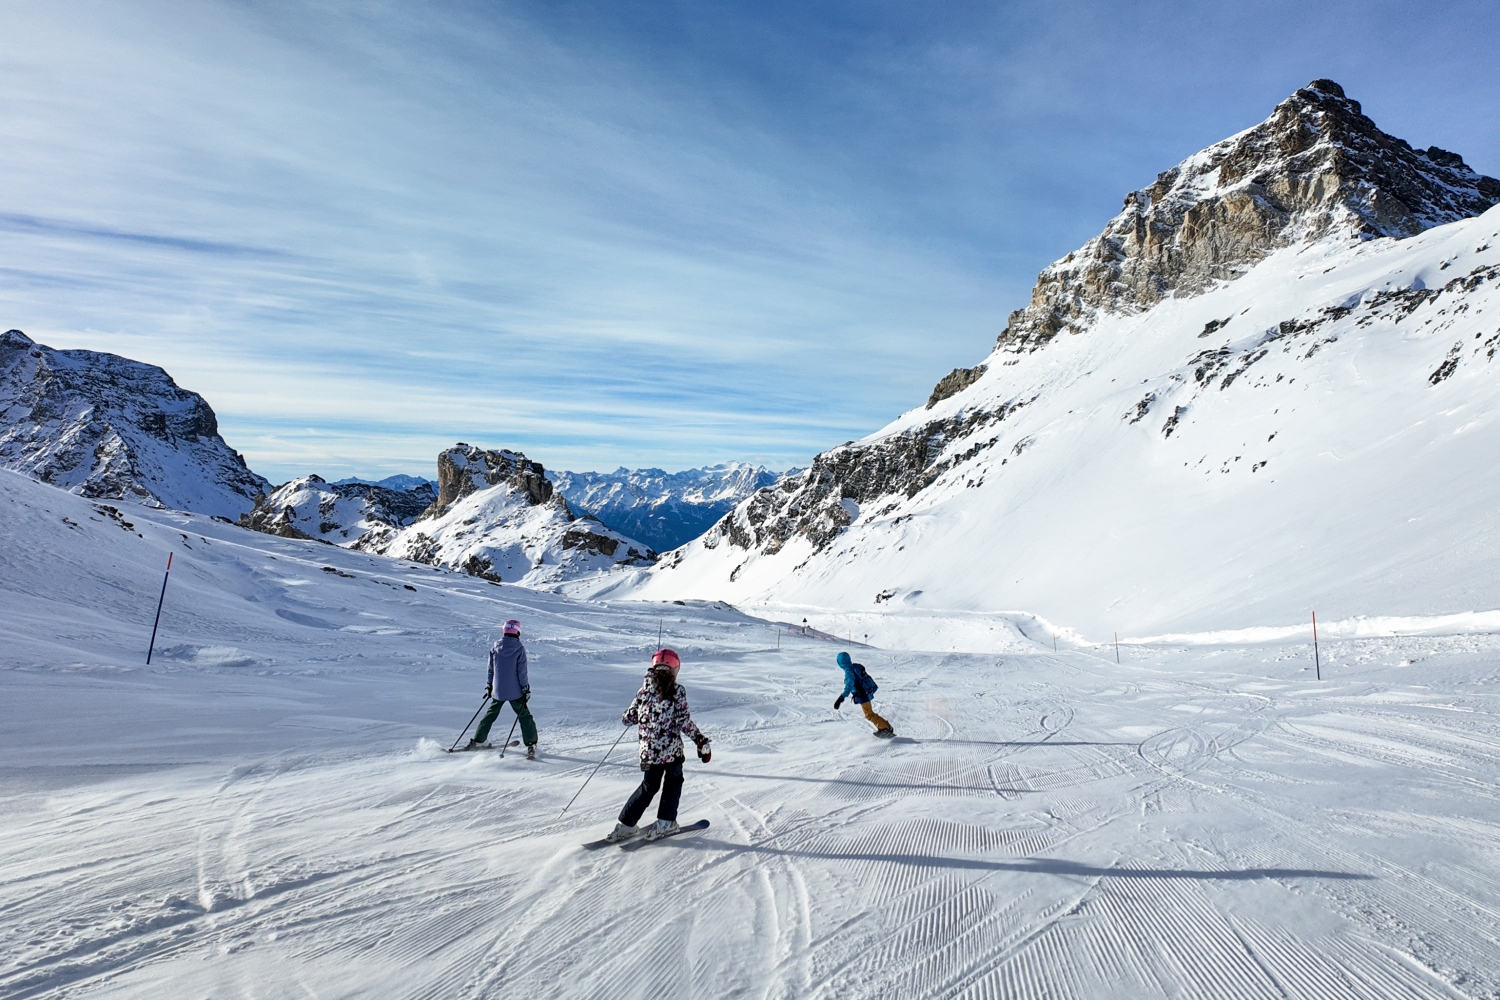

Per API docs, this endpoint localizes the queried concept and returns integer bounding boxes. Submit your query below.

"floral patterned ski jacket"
[621,674,710,766]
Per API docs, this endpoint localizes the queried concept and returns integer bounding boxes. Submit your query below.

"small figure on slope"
[606,648,712,842]
[466,619,540,759]
[835,651,895,738]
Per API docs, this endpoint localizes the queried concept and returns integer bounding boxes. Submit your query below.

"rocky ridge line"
[0,329,268,517]
[996,79,1500,354]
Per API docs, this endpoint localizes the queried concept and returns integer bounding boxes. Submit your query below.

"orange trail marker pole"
[146,552,173,665]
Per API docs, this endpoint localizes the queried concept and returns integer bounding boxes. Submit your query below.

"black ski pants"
[620,760,684,825]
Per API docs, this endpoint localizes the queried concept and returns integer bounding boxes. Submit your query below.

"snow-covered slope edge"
[614,82,1500,637]
[0,329,269,517]
[354,443,655,588]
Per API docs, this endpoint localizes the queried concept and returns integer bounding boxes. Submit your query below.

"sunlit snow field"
[4,468,1499,999]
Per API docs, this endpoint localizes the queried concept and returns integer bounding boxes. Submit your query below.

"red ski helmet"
[651,647,681,672]
[503,619,522,636]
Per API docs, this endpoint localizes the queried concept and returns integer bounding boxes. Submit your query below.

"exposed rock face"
[670,398,1032,563]
[0,329,268,516]
[357,444,655,588]
[427,444,552,516]
[997,80,1500,353]
[650,81,1500,580]
[238,475,436,545]
[927,365,988,409]
[550,463,784,552]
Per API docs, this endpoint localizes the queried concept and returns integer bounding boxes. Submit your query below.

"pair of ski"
[582,819,710,851]
[444,740,521,754]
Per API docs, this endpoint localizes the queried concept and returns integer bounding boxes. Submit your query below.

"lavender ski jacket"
[487,636,529,702]
[621,675,709,766]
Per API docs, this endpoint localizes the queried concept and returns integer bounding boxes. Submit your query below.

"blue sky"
[2,0,1497,482]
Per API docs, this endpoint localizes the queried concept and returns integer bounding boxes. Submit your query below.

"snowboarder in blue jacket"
[467,619,539,758]
[835,651,894,737]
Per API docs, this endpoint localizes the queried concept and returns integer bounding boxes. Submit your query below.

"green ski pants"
[474,697,537,746]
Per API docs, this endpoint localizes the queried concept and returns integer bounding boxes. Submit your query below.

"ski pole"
[497,714,520,758]
[145,552,173,665]
[448,697,489,753]
[560,725,629,817]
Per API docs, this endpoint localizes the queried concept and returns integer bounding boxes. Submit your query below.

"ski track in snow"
[3,471,1500,997]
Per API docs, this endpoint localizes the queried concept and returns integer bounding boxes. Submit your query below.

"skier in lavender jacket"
[466,619,539,758]
[605,648,711,842]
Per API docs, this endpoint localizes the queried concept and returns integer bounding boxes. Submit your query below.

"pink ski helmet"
[651,647,681,673]
[503,619,522,636]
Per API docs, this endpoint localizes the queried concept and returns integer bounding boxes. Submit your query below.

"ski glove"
[834,695,845,710]
[698,746,711,763]
[483,687,492,700]
[522,686,530,703]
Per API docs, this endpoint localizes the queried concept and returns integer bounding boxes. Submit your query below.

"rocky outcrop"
[677,397,1032,561]
[997,80,1500,353]
[426,444,552,516]
[238,475,436,545]
[927,365,988,408]
[0,329,268,516]
[357,444,656,588]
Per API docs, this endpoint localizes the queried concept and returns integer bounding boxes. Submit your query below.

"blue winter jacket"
[487,636,529,702]
[837,651,877,704]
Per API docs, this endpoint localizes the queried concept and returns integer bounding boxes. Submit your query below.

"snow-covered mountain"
[354,443,655,587]
[237,475,436,544]
[550,463,784,552]
[333,474,435,492]
[613,81,1500,636]
[0,329,268,517]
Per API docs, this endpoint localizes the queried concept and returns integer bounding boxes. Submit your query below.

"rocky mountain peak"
[426,443,557,517]
[995,79,1500,353]
[0,329,268,516]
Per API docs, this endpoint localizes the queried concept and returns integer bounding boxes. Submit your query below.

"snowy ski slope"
[4,468,1500,998]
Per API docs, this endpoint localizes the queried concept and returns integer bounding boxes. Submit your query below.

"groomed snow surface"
[4,468,1499,998]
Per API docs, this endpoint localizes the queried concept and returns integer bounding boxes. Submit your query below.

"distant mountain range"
[333,474,435,492]
[549,464,785,552]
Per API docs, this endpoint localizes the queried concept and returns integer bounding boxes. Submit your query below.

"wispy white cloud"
[1,0,1496,482]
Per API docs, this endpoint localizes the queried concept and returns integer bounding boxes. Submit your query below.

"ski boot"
[645,819,680,841]
[605,822,637,843]
[463,738,489,751]
[526,743,538,761]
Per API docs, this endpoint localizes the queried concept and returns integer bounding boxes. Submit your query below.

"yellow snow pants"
[860,701,891,730]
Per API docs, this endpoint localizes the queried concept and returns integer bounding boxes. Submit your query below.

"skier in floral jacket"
[606,648,711,842]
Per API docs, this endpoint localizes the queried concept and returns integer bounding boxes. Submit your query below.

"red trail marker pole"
[146,552,173,665]
[1312,611,1321,680]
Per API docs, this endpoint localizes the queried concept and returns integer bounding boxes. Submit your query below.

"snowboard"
[444,740,521,754]
[581,819,710,851]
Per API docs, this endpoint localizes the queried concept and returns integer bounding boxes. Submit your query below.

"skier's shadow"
[678,840,1375,881]
[542,755,1017,794]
